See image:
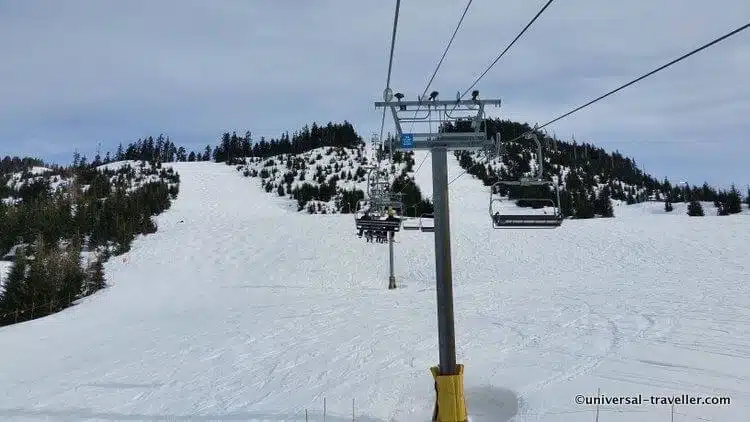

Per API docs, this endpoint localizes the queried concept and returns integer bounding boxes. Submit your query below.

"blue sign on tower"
[401,133,414,148]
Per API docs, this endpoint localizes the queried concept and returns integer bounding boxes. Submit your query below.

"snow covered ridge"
[94,160,180,194]
[1,159,180,204]
[233,146,416,213]
[3,165,70,197]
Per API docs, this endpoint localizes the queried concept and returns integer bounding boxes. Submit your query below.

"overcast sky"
[1,0,748,188]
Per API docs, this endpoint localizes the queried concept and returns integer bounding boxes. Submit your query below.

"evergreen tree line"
[111,135,198,165]
[84,121,363,169]
[0,161,178,326]
[0,156,48,174]
[213,121,362,164]
[67,135,203,168]
[665,184,745,217]
[659,180,745,205]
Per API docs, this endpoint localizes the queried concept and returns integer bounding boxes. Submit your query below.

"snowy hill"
[2,166,68,205]
[0,157,748,421]
[235,145,417,213]
[95,160,181,194]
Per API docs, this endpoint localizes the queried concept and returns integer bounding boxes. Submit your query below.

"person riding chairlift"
[358,210,372,237]
[385,208,399,222]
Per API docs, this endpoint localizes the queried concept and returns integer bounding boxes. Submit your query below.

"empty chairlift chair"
[402,217,420,230]
[419,213,435,232]
[489,129,564,229]
[401,205,421,230]
[489,179,563,229]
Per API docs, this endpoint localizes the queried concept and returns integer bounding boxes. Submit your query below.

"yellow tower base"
[430,364,467,422]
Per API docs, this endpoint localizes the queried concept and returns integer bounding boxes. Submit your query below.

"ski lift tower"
[355,165,404,290]
[376,88,501,421]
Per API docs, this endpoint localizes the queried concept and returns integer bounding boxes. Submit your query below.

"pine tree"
[0,252,28,319]
[595,187,614,217]
[574,191,596,219]
[142,216,157,234]
[242,131,252,157]
[725,184,742,214]
[553,186,568,215]
[25,238,51,316]
[85,257,106,295]
[57,240,84,310]
[92,151,102,167]
[687,200,704,216]
[664,198,673,212]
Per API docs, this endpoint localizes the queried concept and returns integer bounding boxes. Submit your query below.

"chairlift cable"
[451,0,556,114]
[396,1,473,194]
[409,0,474,134]
[449,20,750,187]
[377,0,402,173]
[445,0,557,184]
[506,21,750,143]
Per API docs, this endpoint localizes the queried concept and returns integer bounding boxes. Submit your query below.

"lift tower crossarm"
[374,99,502,108]
[375,97,502,153]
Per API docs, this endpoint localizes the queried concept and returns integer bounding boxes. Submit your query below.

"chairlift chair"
[489,179,563,229]
[402,216,421,230]
[402,220,420,230]
[419,213,435,232]
[402,204,421,230]
[354,200,402,234]
[489,128,564,228]
[401,217,420,230]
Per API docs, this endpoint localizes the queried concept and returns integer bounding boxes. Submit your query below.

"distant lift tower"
[376,88,501,422]
[353,165,404,290]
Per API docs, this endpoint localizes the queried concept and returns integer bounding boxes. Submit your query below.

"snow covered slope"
[236,146,414,213]
[1,159,748,421]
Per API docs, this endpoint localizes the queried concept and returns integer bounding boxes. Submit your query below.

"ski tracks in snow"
[3,162,750,421]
